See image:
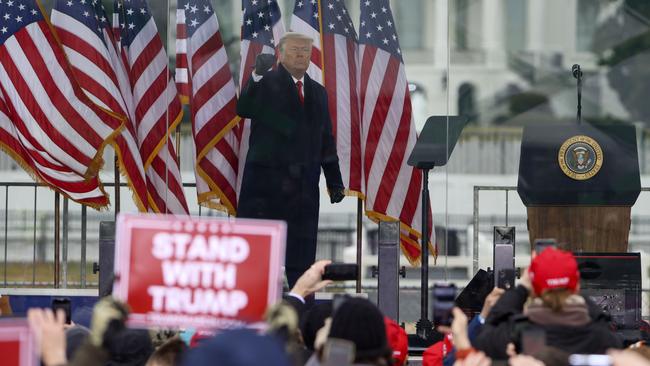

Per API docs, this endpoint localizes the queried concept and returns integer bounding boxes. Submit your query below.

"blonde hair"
[539,288,573,312]
[278,32,314,52]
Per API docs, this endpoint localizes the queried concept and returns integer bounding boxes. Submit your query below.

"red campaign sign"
[113,214,286,330]
[0,319,36,366]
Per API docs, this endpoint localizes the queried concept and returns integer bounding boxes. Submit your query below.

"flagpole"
[356,197,362,293]
[54,193,60,289]
[114,155,120,218]
[316,0,326,83]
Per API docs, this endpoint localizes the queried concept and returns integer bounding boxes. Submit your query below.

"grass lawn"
[0,262,98,288]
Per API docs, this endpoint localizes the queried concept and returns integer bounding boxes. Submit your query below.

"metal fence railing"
[0,181,361,292]
[0,181,225,290]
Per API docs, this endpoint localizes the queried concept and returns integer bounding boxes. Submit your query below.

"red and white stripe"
[0,22,123,179]
[0,21,127,208]
[0,93,109,207]
[174,7,190,104]
[51,7,149,211]
[176,3,240,214]
[236,15,285,196]
[322,32,362,196]
[119,16,188,214]
[359,45,433,264]
[146,142,188,214]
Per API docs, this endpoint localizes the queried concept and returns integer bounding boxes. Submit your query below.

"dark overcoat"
[236,64,344,283]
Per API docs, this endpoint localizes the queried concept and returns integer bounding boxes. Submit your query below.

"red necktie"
[296,80,304,104]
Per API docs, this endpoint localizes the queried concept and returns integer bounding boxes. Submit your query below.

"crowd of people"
[21,249,650,365]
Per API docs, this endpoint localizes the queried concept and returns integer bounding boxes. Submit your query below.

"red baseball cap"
[384,317,408,366]
[529,248,580,295]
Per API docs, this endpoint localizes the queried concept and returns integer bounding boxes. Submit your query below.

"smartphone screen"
[494,244,515,289]
[432,283,456,326]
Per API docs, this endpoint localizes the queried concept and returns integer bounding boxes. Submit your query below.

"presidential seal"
[558,135,603,180]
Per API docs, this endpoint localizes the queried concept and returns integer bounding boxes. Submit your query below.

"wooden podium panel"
[527,206,631,252]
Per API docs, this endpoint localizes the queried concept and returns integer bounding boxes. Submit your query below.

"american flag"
[289,0,322,84]
[0,0,126,208]
[0,93,109,207]
[115,0,189,214]
[176,0,240,214]
[51,0,149,212]
[291,0,362,197]
[236,0,285,195]
[359,0,433,263]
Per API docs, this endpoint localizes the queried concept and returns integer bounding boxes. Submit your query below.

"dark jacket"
[474,285,622,360]
[236,64,343,283]
[236,64,342,181]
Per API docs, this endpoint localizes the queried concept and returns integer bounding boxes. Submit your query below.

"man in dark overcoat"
[237,32,345,287]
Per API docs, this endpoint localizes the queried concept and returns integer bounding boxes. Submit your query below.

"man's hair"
[146,337,187,366]
[278,32,313,52]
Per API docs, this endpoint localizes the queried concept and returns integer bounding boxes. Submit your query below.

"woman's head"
[528,248,580,299]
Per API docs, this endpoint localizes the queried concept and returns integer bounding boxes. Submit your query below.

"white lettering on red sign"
[152,233,250,263]
[147,232,251,317]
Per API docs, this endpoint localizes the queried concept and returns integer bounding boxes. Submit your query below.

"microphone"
[572,64,582,79]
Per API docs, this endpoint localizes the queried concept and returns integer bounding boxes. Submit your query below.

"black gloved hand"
[329,187,345,204]
[254,53,276,75]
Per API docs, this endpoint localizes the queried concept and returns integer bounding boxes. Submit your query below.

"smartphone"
[322,338,355,366]
[51,297,71,324]
[568,354,612,366]
[322,263,358,281]
[534,238,557,254]
[521,328,546,355]
[432,283,456,327]
[494,242,515,289]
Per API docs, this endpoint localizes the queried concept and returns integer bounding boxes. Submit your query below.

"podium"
[517,124,641,252]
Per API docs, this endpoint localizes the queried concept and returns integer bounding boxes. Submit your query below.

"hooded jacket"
[474,285,623,360]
